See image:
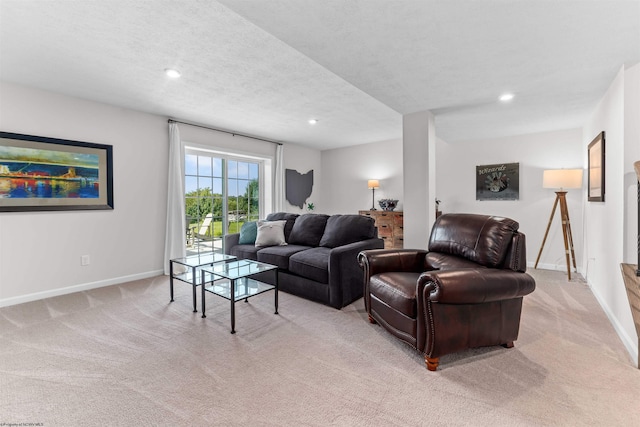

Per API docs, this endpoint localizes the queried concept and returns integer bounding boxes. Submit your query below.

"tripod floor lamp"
[535,169,583,280]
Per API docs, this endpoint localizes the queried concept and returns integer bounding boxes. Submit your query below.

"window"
[185,150,262,256]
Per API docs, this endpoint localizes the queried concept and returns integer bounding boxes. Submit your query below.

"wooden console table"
[621,263,640,368]
[359,210,403,249]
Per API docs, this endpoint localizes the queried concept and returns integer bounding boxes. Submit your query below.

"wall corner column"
[402,110,436,249]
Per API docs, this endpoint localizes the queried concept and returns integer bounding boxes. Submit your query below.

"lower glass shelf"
[172,270,198,285]
[203,277,275,301]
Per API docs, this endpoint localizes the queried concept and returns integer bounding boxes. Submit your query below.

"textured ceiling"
[1,1,638,150]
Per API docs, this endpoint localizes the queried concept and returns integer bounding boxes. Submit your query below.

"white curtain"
[164,122,186,274]
[274,144,285,212]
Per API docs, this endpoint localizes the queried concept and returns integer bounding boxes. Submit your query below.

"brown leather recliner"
[358,213,536,371]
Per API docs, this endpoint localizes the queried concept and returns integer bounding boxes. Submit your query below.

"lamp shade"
[367,179,379,189]
[543,169,583,189]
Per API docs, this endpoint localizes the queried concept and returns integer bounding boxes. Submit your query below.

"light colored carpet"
[1,269,638,426]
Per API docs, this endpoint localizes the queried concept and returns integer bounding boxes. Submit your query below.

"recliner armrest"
[358,249,429,277]
[417,269,535,304]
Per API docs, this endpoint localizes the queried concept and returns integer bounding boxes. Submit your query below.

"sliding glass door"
[185,151,261,256]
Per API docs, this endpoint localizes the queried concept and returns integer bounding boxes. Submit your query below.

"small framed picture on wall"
[587,131,605,202]
[476,162,520,201]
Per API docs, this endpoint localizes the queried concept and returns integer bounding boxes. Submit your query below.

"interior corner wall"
[583,66,637,366]
[403,111,435,249]
[436,128,584,272]
[624,63,640,265]
[320,139,403,215]
[0,82,168,306]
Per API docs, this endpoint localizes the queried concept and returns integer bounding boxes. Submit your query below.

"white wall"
[403,111,436,249]
[624,63,640,265]
[283,143,322,214]
[320,138,403,215]
[0,82,321,306]
[0,82,168,305]
[437,128,584,271]
[583,65,637,365]
[320,127,584,268]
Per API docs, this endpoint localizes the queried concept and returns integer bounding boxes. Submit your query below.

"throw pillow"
[319,214,375,248]
[255,220,288,247]
[288,214,330,247]
[266,212,299,241]
[238,221,257,245]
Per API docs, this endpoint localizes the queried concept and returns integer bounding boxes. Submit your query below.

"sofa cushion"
[288,214,330,247]
[428,213,519,268]
[319,214,376,248]
[256,245,311,270]
[288,247,331,284]
[238,221,257,245]
[255,220,287,247]
[266,212,299,241]
[228,244,260,261]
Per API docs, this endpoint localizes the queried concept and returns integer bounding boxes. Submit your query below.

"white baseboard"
[0,269,165,308]
[586,281,639,368]
[526,261,579,273]
[527,262,638,367]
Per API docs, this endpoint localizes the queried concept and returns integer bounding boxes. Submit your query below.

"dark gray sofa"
[224,212,384,308]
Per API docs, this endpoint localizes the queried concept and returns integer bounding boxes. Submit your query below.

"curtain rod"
[168,119,283,146]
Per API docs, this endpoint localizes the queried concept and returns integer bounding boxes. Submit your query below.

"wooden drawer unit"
[359,210,404,249]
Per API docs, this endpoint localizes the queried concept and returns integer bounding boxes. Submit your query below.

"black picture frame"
[587,131,605,202]
[475,162,520,201]
[0,131,113,212]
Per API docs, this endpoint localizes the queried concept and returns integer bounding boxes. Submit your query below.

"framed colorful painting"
[0,132,113,212]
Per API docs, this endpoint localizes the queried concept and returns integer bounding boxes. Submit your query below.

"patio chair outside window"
[194,213,213,241]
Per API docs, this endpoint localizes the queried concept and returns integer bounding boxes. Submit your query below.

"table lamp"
[367,179,379,210]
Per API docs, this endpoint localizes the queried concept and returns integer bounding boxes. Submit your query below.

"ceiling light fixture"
[308,119,318,125]
[499,93,514,102]
[165,68,181,78]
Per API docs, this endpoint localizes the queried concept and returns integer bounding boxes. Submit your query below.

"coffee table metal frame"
[200,259,279,334]
[169,253,237,312]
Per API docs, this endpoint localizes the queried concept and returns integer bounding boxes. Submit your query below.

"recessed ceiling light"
[308,119,318,125]
[165,68,181,78]
[499,93,514,102]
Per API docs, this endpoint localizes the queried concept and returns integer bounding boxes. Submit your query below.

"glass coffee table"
[199,259,278,334]
[169,253,236,312]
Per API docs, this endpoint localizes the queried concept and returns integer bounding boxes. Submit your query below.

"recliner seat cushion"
[319,214,376,248]
[288,214,330,247]
[370,272,421,318]
[288,247,331,284]
[428,213,519,268]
